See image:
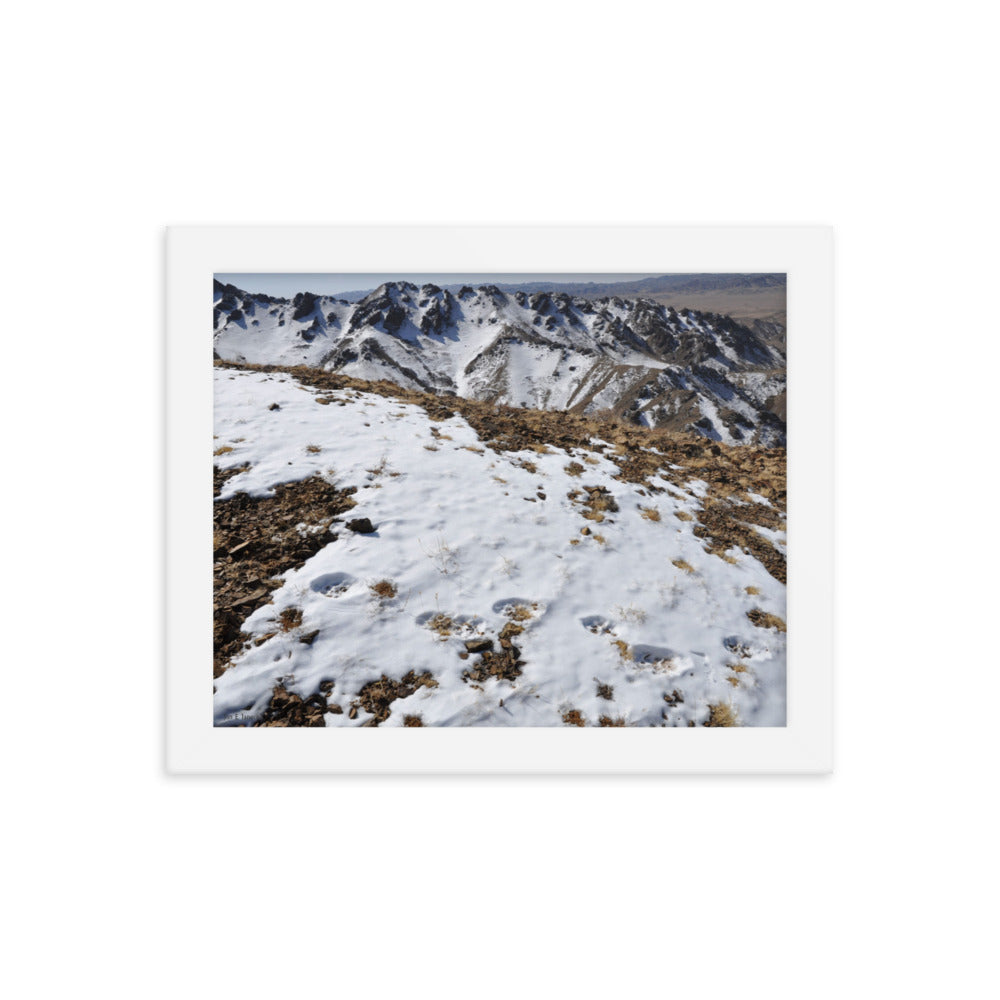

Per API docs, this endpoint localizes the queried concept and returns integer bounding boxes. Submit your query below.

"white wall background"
[3,2,994,997]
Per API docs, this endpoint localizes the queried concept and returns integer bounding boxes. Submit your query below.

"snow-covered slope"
[213,366,786,728]
[213,280,786,446]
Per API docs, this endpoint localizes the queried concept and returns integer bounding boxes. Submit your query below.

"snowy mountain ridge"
[213,279,786,446]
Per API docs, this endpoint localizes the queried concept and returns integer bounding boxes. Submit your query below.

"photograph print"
[212,271,787,728]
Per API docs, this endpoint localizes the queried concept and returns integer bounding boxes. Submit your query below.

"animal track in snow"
[310,572,356,597]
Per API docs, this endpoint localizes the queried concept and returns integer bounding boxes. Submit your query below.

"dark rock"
[269,403,280,411]
[347,517,376,534]
[383,304,406,334]
[464,638,494,654]
[292,291,318,321]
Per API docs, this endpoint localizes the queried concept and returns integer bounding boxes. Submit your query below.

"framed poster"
[166,225,833,772]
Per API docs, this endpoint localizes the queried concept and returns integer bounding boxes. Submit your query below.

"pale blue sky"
[215,273,659,298]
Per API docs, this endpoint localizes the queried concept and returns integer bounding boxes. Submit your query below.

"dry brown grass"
[403,715,423,727]
[582,496,615,522]
[675,510,693,521]
[427,614,455,639]
[562,709,586,727]
[583,455,600,465]
[596,682,614,700]
[728,662,750,674]
[598,716,626,727]
[506,604,535,622]
[568,485,619,524]
[564,461,585,477]
[639,506,661,522]
[611,639,632,661]
[517,459,538,474]
[370,579,397,599]
[672,558,694,574]
[278,607,303,632]
[593,533,606,545]
[305,444,322,454]
[213,445,234,456]
[745,586,761,596]
[747,609,787,632]
[423,445,439,452]
[614,603,646,624]
[705,703,739,727]
[569,538,580,546]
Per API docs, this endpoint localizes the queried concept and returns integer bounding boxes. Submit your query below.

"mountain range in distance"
[330,273,786,328]
[214,275,787,446]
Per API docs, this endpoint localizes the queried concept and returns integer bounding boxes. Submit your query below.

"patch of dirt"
[213,475,357,678]
[214,463,249,495]
[693,499,786,583]
[462,642,523,684]
[253,684,328,727]
[562,709,586,726]
[351,671,438,726]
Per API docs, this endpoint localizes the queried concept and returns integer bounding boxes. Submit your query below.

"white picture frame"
[167,224,833,773]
